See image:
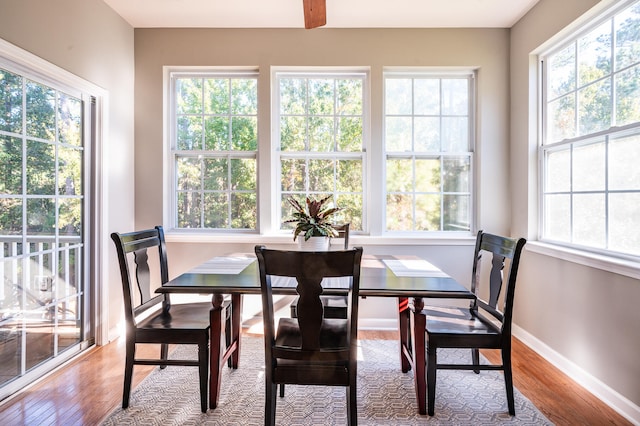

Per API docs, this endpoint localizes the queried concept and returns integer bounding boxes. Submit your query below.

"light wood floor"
[0,329,631,426]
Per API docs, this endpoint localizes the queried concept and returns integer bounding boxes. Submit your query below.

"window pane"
[336,159,362,192]
[609,133,640,190]
[230,158,256,190]
[203,193,228,228]
[281,158,306,191]
[308,159,334,192]
[578,78,611,135]
[231,116,257,150]
[443,194,470,231]
[335,193,362,230]
[26,81,56,141]
[58,93,82,146]
[609,192,640,255]
[58,146,82,195]
[386,158,413,192]
[0,197,22,234]
[177,192,201,228]
[414,117,440,152]
[544,194,571,242]
[414,79,439,115]
[177,157,201,191]
[27,141,55,195]
[204,116,228,150]
[385,117,412,151]
[58,198,81,236]
[177,116,203,150]
[176,78,202,114]
[385,79,412,115]
[548,44,576,99]
[614,2,640,71]
[308,79,334,115]
[27,198,55,235]
[0,136,22,194]
[309,116,334,151]
[280,78,306,114]
[573,193,605,248]
[280,116,306,151]
[615,65,640,126]
[337,79,362,115]
[578,21,611,86]
[204,78,228,114]
[442,79,468,115]
[386,193,413,231]
[547,94,576,142]
[573,141,605,191]
[337,117,362,152]
[415,194,440,231]
[203,158,227,191]
[231,79,257,115]
[231,193,257,229]
[0,68,23,133]
[546,149,571,192]
[442,157,470,193]
[441,117,468,152]
[415,158,440,193]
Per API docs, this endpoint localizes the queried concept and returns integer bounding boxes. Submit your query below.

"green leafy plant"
[284,195,342,241]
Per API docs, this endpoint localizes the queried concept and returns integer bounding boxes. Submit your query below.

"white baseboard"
[358,318,398,330]
[513,324,640,426]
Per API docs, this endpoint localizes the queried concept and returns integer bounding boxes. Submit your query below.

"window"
[169,71,258,230]
[275,71,367,231]
[384,72,474,232]
[541,0,640,257]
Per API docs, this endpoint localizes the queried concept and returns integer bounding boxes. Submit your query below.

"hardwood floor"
[0,329,631,426]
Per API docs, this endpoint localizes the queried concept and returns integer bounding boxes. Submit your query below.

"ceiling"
[103,0,540,29]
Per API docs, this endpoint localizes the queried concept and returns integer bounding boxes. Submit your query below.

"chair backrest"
[333,223,350,249]
[255,245,363,357]
[111,226,169,329]
[469,230,526,337]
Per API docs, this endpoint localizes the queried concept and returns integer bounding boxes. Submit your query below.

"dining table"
[156,252,475,415]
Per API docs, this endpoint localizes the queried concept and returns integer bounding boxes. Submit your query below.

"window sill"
[526,241,640,280]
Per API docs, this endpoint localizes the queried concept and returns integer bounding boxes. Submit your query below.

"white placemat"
[188,256,255,274]
[383,259,450,278]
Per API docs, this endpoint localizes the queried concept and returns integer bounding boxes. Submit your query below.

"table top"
[157,254,474,299]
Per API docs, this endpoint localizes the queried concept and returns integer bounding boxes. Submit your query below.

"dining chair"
[255,245,363,426]
[289,223,350,319]
[111,226,215,413]
[422,230,526,416]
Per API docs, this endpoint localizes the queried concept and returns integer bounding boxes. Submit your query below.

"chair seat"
[135,302,211,345]
[275,317,348,350]
[424,306,501,348]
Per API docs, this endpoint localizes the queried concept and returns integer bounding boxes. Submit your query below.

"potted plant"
[284,195,341,250]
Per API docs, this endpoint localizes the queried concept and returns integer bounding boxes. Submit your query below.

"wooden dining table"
[156,252,475,415]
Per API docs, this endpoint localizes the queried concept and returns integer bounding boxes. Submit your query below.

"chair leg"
[198,341,209,413]
[160,343,169,369]
[347,383,357,426]
[426,344,437,416]
[279,383,285,397]
[122,340,135,409]
[265,382,277,426]
[502,349,516,415]
[472,348,480,374]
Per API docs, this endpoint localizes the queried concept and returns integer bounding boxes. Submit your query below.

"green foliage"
[284,195,341,241]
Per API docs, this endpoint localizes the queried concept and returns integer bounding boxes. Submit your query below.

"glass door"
[0,66,91,397]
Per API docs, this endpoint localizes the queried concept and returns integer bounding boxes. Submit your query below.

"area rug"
[101,337,552,425]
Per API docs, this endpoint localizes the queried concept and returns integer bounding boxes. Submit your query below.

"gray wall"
[0,0,136,338]
[510,0,640,417]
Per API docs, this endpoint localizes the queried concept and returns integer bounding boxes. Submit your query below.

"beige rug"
[102,337,552,425]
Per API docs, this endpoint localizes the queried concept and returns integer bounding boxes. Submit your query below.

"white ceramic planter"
[297,236,330,251]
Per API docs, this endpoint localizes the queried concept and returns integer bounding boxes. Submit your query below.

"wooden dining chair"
[289,223,350,319]
[111,226,213,413]
[255,245,363,426]
[421,230,526,416]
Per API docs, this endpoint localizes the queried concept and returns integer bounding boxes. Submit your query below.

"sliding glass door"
[0,65,92,397]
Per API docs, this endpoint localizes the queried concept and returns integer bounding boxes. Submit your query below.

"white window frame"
[382,69,476,236]
[538,0,640,262]
[166,68,259,233]
[271,68,370,234]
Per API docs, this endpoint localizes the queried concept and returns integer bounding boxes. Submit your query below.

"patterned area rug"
[101,337,552,425]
